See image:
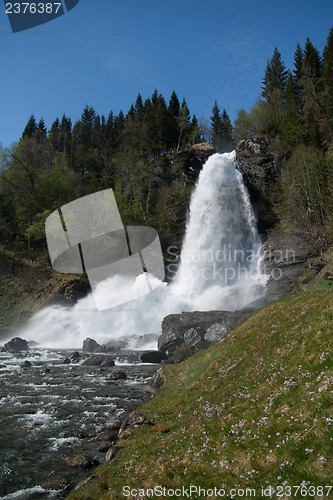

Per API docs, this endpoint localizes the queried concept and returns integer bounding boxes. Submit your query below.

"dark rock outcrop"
[109,369,127,380]
[261,232,317,302]
[158,309,254,361]
[183,327,208,351]
[139,350,167,363]
[4,337,29,353]
[82,338,101,353]
[236,137,283,233]
[204,323,229,342]
[173,142,217,181]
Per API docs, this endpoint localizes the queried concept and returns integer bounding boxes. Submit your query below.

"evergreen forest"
[1,27,333,257]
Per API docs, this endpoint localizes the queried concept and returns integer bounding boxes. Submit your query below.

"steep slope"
[68,283,333,499]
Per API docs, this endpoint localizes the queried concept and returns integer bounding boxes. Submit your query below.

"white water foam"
[13,152,267,349]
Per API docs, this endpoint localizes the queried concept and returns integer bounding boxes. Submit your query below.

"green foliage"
[276,145,332,244]
[235,27,333,245]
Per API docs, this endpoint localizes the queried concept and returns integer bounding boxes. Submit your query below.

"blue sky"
[1,0,333,147]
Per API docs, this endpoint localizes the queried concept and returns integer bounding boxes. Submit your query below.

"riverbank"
[0,348,160,498]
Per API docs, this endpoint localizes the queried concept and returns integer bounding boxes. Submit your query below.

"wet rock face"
[139,351,167,363]
[235,137,282,234]
[261,232,317,302]
[4,337,29,353]
[82,338,101,353]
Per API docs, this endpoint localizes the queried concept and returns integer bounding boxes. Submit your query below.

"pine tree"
[126,104,136,123]
[302,38,323,141]
[60,114,72,155]
[168,90,181,150]
[221,109,233,142]
[189,115,201,144]
[134,93,144,122]
[304,37,322,81]
[261,47,288,130]
[78,105,97,147]
[283,70,303,144]
[262,47,288,100]
[114,111,126,143]
[293,43,304,83]
[22,115,38,139]
[323,27,333,136]
[49,118,61,151]
[210,101,222,149]
[168,90,180,118]
[35,118,47,144]
[303,38,323,115]
[293,43,305,115]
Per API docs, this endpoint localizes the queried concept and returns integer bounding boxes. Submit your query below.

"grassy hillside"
[68,277,333,499]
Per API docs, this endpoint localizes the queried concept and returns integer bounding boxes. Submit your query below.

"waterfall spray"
[16,152,267,348]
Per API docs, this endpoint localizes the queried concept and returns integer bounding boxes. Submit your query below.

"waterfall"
[15,152,266,348]
[171,151,266,311]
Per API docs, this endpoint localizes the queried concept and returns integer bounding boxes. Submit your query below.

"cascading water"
[172,151,266,311]
[15,152,267,348]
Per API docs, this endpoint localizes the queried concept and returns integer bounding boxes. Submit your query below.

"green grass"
[67,288,333,500]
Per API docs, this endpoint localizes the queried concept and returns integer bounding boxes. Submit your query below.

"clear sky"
[1,0,333,147]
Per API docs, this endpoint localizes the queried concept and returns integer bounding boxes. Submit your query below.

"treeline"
[1,27,332,257]
[0,89,233,253]
[234,26,333,246]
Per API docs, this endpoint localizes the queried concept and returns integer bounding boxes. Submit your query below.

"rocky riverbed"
[0,346,160,499]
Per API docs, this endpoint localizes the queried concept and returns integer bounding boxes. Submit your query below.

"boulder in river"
[139,350,167,363]
[96,430,118,441]
[70,351,81,362]
[103,419,122,431]
[109,369,127,380]
[20,360,32,368]
[4,337,29,353]
[82,338,101,352]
